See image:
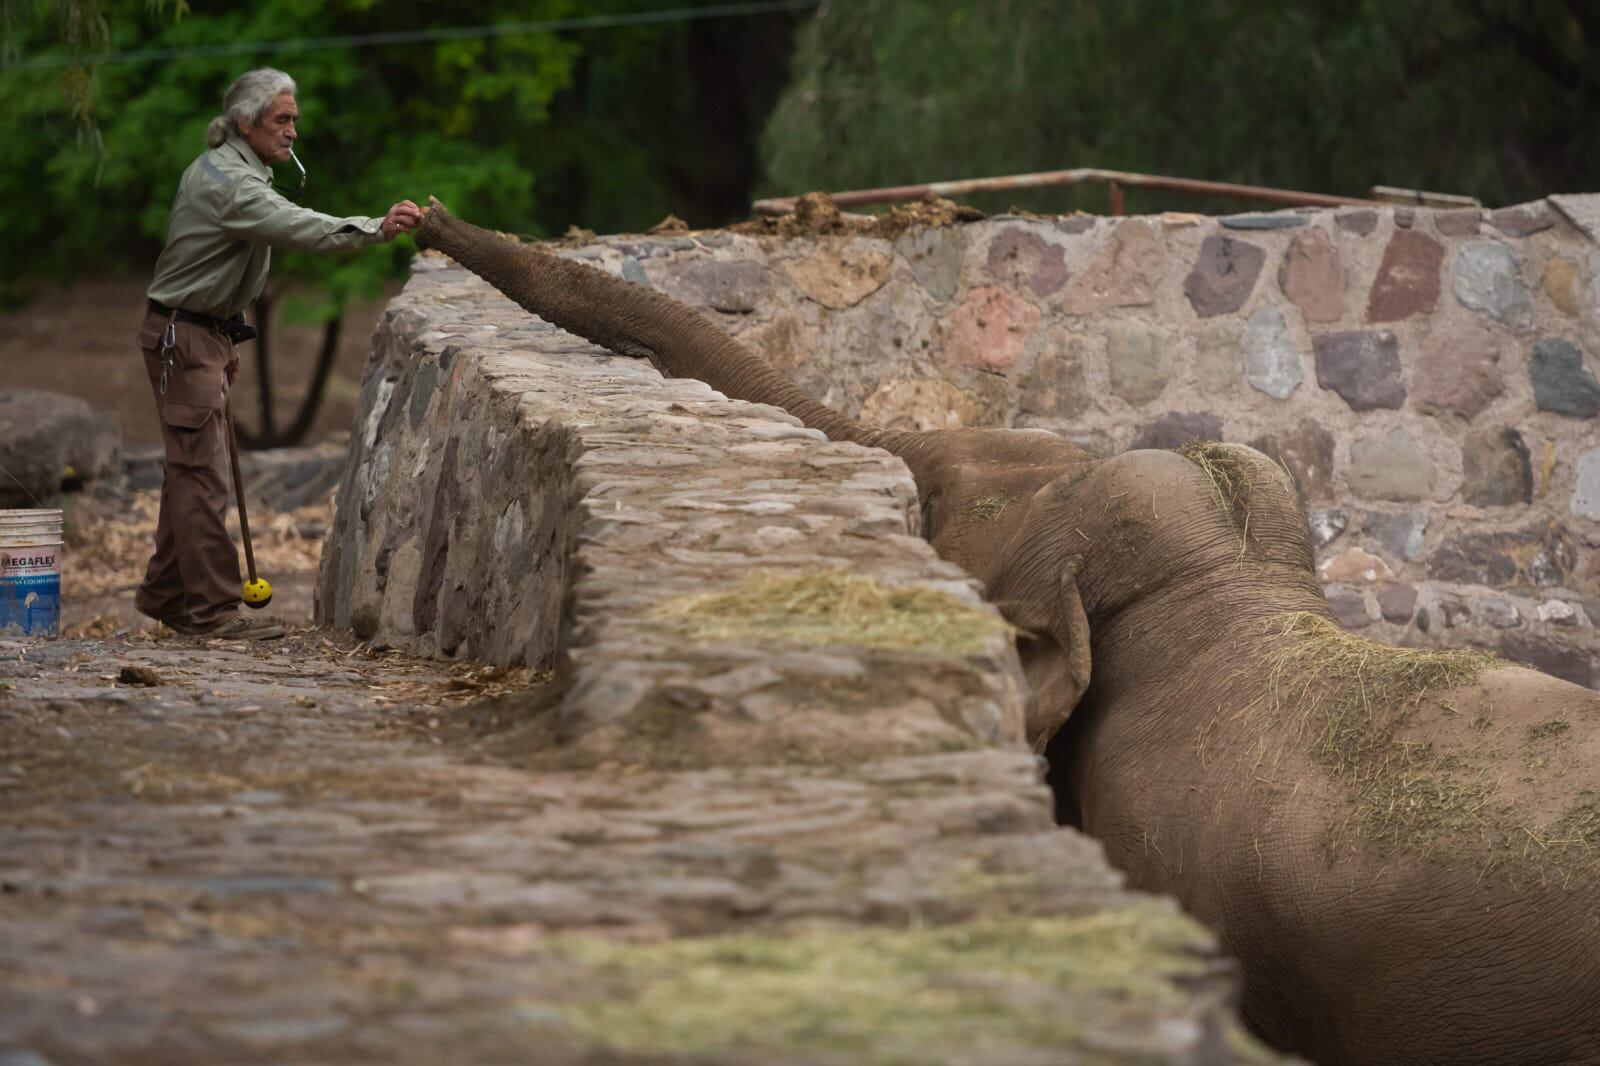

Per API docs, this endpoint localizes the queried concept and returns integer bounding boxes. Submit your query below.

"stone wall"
[552,196,1600,687]
[314,257,1273,1060]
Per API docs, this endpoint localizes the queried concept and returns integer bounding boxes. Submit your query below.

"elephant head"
[416,204,1600,1066]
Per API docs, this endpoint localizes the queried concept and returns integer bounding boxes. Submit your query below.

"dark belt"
[147,299,257,344]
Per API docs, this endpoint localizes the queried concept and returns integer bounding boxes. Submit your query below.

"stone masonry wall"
[314,256,1273,1060]
[552,196,1600,688]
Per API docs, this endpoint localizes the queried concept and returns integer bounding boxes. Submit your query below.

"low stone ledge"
[318,257,1025,759]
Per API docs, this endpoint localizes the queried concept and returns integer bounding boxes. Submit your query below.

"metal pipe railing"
[752,167,1474,217]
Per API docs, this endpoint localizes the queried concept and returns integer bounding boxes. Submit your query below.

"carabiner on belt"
[158,312,179,395]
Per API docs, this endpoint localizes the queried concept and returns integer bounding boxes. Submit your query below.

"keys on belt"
[158,311,178,395]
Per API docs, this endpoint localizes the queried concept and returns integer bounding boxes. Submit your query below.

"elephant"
[414,203,1600,1066]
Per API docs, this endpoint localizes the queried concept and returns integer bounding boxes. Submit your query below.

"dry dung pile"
[730,191,986,240]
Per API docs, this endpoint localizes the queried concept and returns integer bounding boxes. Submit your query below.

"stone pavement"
[0,629,1275,1064]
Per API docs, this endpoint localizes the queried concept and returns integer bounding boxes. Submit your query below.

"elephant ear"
[993,559,1092,752]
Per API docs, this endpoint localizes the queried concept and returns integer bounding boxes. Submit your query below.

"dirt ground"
[1,619,1263,1065]
[0,278,396,447]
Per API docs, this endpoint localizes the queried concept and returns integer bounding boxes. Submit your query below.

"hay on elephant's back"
[1254,612,1600,868]
[648,569,1008,655]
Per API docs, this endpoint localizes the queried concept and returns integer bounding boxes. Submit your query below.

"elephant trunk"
[415,204,902,452]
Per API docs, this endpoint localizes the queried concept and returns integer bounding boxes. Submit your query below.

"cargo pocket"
[161,402,214,430]
[160,402,218,468]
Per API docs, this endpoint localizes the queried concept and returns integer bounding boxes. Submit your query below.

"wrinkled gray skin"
[418,206,1600,1066]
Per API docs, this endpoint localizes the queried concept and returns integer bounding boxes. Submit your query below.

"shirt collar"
[222,130,273,180]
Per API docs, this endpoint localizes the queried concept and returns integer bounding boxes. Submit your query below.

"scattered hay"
[646,569,1007,655]
[966,495,1009,522]
[553,903,1219,1063]
[1261,612,1502,852]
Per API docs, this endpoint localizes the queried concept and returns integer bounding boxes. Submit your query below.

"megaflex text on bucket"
[0,509,64,639]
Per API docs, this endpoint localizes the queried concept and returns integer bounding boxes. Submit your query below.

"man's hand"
[378,200,423,242]
[225,353,239,386]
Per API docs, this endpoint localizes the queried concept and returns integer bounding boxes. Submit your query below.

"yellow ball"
[243,578,274,608]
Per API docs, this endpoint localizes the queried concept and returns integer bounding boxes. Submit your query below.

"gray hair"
[206,68,296,148]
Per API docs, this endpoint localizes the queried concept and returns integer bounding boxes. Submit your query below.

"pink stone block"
[945,286,1040,372]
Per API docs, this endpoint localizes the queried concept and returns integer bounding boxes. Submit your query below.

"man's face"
[243,92,297,165]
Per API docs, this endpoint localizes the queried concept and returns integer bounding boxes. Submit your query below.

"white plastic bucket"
[0,509,63,639]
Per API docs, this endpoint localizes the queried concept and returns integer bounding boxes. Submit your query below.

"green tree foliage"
[0,0,800,312]
[762,0,1598,216]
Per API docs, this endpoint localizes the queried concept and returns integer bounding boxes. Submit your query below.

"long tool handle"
[225,403,259,583]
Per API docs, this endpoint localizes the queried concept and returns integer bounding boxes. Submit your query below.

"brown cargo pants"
[134,306,241,629]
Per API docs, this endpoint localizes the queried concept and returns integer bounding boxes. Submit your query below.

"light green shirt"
[146,131,384,319]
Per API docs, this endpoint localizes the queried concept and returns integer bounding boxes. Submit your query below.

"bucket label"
[0,545,61,639]
[1,547,59,574]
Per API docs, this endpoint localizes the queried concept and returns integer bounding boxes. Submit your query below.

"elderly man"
[137,68,419,640]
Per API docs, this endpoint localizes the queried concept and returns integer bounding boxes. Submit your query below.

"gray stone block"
[1460,428,1532,507]
[1529,338,1600,418]
[1313,331,1405,410]
[1573,449,1600,521]
[987,228,1068,297]
[1183,236,1264,317]
[1347,430,1434,501]
[1307,508,1348,549]
[1107,321,1174,406]
[1244,306,1302,399]
[1361,510,1428,561]
[657,260,770,314]
[1452,241,1531,326]
[1220,212,1306,230]
[895,227,966,303]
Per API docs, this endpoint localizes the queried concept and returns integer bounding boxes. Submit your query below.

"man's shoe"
[193,614,286,641]
[136,605,202,635]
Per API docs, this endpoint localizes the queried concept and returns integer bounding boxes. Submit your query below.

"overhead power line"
[1,0,818,71]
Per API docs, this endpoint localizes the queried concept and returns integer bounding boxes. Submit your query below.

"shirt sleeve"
[219,172,386,251]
